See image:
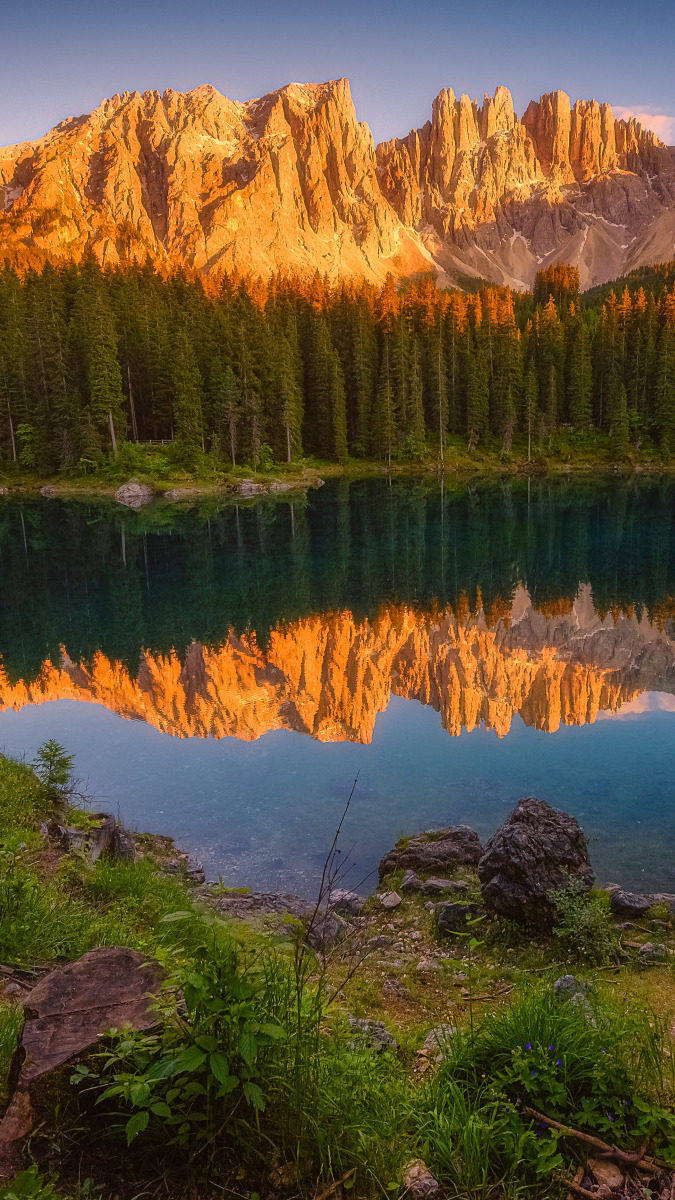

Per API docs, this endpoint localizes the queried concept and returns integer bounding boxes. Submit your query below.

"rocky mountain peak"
[1,76,674,290]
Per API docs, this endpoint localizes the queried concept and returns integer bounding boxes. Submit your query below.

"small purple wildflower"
[608,1113,614,1123]
[526,1042,531,1050]
[556,1059,562,1066]
[531,1069,537,1077]
[548,1045,554,1051]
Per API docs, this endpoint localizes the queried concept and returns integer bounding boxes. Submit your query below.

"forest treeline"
[2,256,675,473]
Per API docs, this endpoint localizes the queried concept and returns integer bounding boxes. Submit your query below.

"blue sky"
[2,0,674,147]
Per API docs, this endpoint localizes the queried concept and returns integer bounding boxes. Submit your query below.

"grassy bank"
[2,749,675,1200]
[1,432,675,503]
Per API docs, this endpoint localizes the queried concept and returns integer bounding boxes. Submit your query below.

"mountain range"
[1,78,675,290]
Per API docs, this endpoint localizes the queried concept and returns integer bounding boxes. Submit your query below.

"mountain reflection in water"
[1,477,675,892]
[1,584,674,741]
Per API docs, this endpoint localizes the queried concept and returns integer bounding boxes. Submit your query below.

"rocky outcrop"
[379,827,482,881]
[0,948,163,1173]
[1,79,674,290]
[214,890,344,948]
[478,797,595,926]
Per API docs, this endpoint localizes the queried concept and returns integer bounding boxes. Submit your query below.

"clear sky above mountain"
[2,0,674,148]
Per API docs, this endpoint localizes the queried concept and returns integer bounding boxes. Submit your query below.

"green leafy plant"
[549,878,618,965]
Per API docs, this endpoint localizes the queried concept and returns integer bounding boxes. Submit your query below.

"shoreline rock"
[478,797,594,928]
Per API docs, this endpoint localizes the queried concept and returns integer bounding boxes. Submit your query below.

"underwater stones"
[478,797,594,927]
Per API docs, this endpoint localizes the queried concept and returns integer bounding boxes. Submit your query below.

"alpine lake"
[1,475,674,897]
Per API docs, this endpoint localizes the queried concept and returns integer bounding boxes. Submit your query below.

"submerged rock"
[379,827,482,881]
[478,797,594,927]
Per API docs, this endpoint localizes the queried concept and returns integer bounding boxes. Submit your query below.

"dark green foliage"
[2,260,675,474]
[549,879,619,965]
[418,988,675,1187]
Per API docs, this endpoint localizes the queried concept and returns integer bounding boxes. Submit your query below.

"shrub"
[550,878,618,965]
[73,926,413,1187]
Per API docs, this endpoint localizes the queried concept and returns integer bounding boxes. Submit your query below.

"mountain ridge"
[2,77,675,290]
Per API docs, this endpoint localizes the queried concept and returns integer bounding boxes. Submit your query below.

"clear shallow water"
[0,477,674,895]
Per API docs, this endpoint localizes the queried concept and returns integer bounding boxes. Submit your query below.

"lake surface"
[0,477,674,895]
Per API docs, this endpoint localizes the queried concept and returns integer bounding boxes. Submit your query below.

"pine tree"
[567,317,593,430]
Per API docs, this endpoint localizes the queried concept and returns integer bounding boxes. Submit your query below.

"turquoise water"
[0,477,674,895]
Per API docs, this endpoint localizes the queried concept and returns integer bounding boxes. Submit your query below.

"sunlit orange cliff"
[1,586,673,743]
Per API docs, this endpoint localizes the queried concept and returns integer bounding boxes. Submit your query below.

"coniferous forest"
[2,256,675,475]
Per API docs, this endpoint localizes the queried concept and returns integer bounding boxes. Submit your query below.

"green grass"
[0,1001,22,1105]
[0,755,56,834]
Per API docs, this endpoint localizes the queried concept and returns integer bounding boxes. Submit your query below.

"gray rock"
[419,1024,457,1059]
[400,870,424,892]
[648,893,675,916]
[114,478,154,509]
[402,1159,439,1198]
[39,485,59,498]
[186,857,206,885]
[379,826,482,881]
[436,901,481,936]
[112,824,136,862]
[382,977,408,999]
[216,891,344,950]
[237,479,265,497]
[348,1018,397,1052]
[638,942,670,964]
[478,797,594,928]
[609,889,651,919]
[421,877,462,894]
[553,974,595,1020]
[553,974,588,1002]
[380,891,402,909]
[48,813,116,862]
[328,888,365,916]
[424,901,436,913]
[163,488,199,500]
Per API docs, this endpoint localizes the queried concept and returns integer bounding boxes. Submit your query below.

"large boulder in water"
[477,797,594,927]
[378,827,482,882]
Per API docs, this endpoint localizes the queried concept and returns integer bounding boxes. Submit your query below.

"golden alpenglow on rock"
[2,588,673,742]
[1,80,674,289]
